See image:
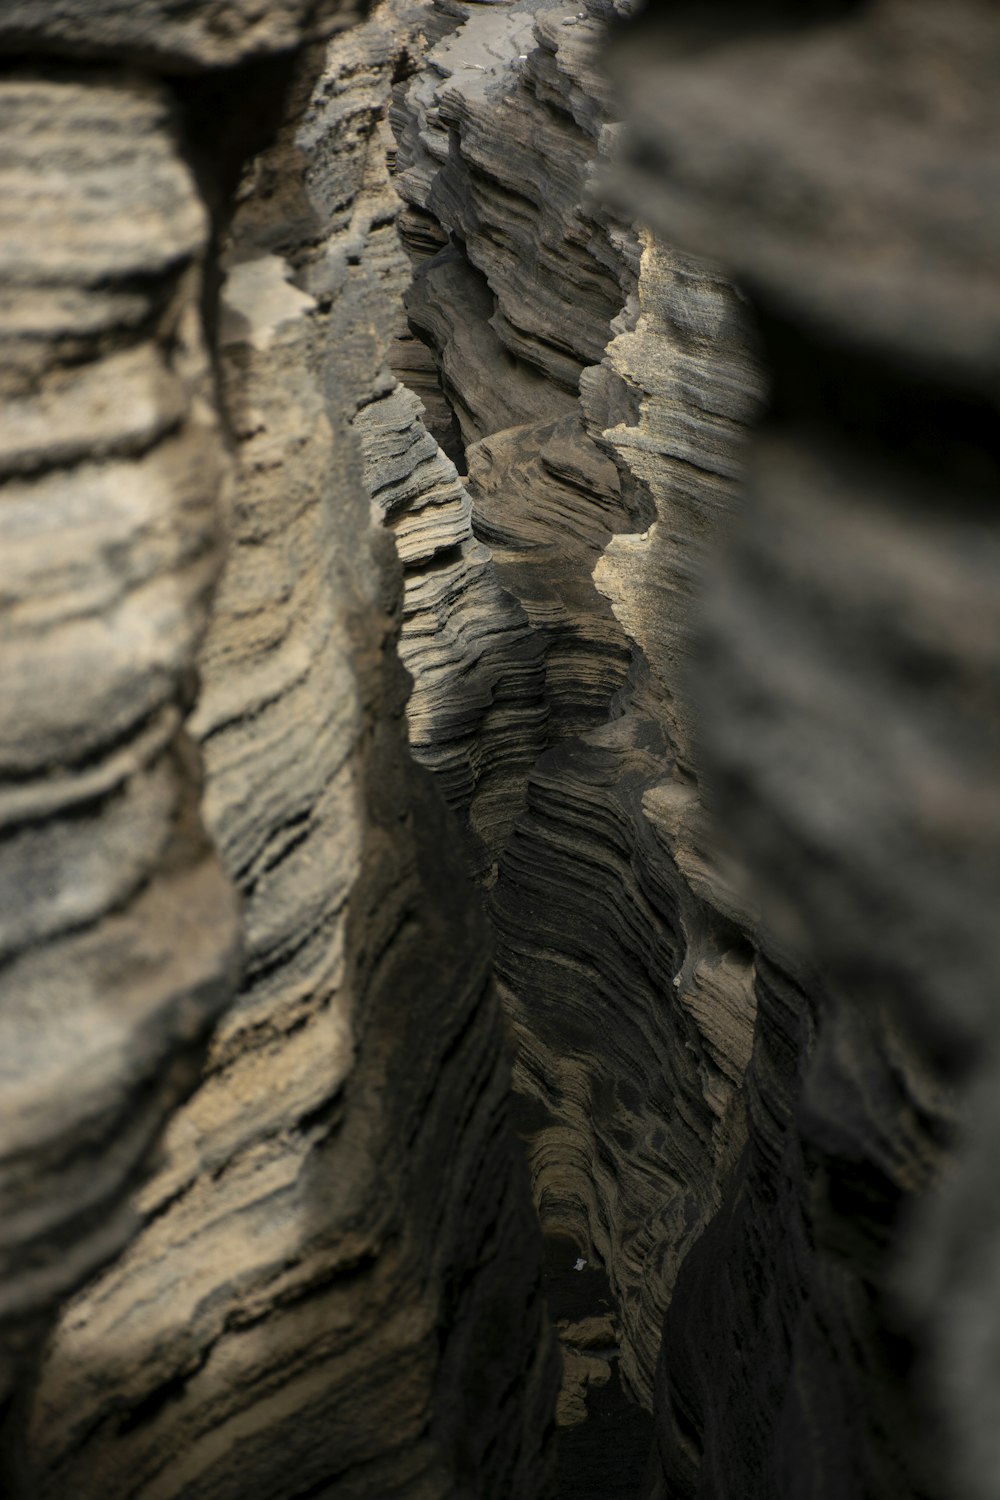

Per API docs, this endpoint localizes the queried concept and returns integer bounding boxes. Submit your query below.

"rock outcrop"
[386,4,1000,1498]
[4,0,999,1497]
[387,0,766,1427]
[6,3,557,1497]
[0,32,252,1455]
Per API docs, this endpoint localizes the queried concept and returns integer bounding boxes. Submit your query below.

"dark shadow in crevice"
[542,1233,655,1500]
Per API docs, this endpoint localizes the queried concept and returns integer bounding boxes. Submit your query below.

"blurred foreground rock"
[608,3,1000,1497]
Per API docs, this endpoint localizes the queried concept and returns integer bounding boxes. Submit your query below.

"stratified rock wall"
[5,0,998,1497]
[389,0,765,1419]
[13,4,557,1497]
[0,49,246,1449]
[387,6,1000,1499]
[356,381,550,877]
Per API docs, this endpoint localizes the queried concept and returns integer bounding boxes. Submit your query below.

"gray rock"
[0,0,354,70]
[12,4,557,1498]
[0,73,241,1433]
[608,3,1000,1496]
[389,0,765,1424]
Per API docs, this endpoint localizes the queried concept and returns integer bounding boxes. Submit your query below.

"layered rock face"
[6,3,557,1497]
[386,0,766,1429]
[4,0,999,1497]
[0,15,262,1444]
[385,4,1000,1498]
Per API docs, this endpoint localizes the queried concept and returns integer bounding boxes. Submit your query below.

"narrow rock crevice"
[3,1,998,1498]
[374,1,766,1485]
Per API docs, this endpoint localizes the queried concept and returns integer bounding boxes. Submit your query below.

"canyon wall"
[383,2,1000,1496]
[0,0,290,1453]
[4,3,557,1497]
[384,0,767,1430]
[2,0,999,1497]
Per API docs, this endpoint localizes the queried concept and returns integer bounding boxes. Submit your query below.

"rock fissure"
[2,1,998,1498]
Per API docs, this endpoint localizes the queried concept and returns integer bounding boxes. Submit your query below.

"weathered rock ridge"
[2,0,999,1498]
[385,0,765,1429]
[5,3,556,1497]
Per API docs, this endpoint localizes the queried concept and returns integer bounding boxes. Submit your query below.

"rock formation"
[0,26,252,1458]
[386,0,766,1429]
[4,3,556,1497]
[3,0,999,1497]
[379,2,1000,1495]
[606,5,1000,1496]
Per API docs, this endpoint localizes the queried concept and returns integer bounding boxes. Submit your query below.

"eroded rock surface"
[387,0,765,1428]
[386,4,1000,1498]
[4,0,999,1498]
[12,4,557,1498]
[0,63,243,1452]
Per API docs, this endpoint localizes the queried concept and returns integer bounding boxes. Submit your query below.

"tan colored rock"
[556,1347,612,1429]
[0,74,240,1418]
[26,11,557,1496]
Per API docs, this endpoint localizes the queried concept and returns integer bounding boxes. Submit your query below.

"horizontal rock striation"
[468,413,635,741]
[389,0,766,1426]
[387,7,999,1497]
[392,0,647,760]
[355,381,549,877]
[20,5,557,1497]
[403,243,578,455]
[0,68,242,1445]
[6,0,997,1497]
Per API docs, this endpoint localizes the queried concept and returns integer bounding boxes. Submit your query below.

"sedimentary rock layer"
[19,6,557,1498]
[389,0,765,1420]
[387,8,1000,1500]
[6,1,999,1498]
[0,70,241,1436]
[356,381,549,876]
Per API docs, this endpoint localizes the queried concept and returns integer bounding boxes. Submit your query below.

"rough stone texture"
[0,70,242,1443]
[390,0,764,1426]
[403,244,578,453]
[387,5,1000,1499]
[356,382,549,876]
[12,4,558,1498]
[6,1,999,1498]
